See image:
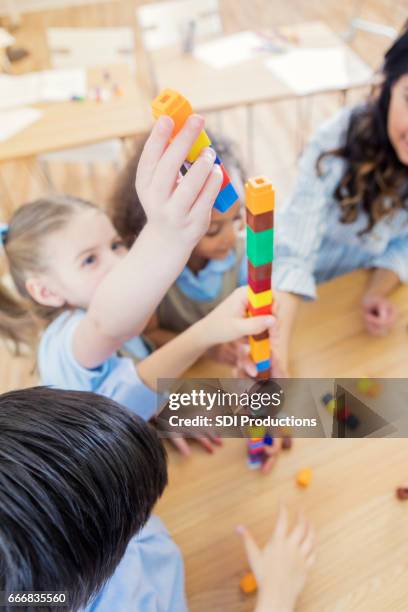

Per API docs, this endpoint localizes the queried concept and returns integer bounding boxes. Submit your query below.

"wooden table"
[156,270,408,611]
[0,64,151,163]
[150,21,373,113]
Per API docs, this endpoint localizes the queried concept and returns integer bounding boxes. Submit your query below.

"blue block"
[214,181,238,213]
[321,393,333,406]
[248,440,264,450]
[264,435,273,446]
[256,359,271,373]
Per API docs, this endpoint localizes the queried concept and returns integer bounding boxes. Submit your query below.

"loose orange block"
[245,176,275,215]
[151,88,192,136]
[239,572,258,594]
[296,468,312,487]
[249,336,271,363]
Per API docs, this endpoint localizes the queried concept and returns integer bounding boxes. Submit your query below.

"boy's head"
[0,387,167,611]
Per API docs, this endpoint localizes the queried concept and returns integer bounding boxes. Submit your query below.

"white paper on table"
[0,69,87,110]
[39,69,86,102]
[265,47,373,95]
[194,31,264,69]
[0,107,43,142]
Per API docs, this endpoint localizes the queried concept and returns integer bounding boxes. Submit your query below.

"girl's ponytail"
[0,280,37,350]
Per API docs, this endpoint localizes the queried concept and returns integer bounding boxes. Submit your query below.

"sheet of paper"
[0,69,87,110]
[0,74,40,110]
[265,47,372,95]
[39,69,87,102]
[0,107,43,142]
[194,31,264,69]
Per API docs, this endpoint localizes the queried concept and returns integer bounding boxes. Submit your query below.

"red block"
[248,261,272,281]
[219,163,229,189]
[248,303,272,317]
[246,209,274,232]
[336,407,351,422]
[248,275,271,293]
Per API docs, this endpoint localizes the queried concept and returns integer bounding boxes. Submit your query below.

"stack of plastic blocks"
[151,88,239,213]
[246,425,272,470]
[321,393,360,430]
[246,176,274,378]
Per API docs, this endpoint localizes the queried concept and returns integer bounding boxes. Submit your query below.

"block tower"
[151,88,239,213]
[245,176,274,379]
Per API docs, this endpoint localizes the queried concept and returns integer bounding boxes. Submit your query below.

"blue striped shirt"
[274,105,408,299]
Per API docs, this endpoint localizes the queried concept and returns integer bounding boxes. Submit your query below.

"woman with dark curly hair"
[273,27,408,373]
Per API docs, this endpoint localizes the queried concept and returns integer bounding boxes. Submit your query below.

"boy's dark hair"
[0,387,167,611]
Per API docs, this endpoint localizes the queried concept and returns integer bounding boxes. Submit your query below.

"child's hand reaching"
[237,506,316,612]
[136,114,223,250]
[362,294,397,336]
[198,287,275,347]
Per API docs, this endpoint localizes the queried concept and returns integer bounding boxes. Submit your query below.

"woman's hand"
[361,294,397,336]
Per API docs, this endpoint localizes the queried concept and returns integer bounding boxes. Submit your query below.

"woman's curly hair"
[318,26,408,234]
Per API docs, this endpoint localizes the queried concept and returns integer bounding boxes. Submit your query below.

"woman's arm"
[273,290,302,374]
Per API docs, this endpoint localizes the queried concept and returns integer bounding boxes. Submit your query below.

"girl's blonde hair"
[0,194,97,349]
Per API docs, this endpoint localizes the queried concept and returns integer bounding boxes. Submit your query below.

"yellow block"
[186,130,212,163]
[248,286,273,309]
[245,176,275,215]
[249,336,271,363]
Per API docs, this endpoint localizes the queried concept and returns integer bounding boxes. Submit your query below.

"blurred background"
[0,0,406,389]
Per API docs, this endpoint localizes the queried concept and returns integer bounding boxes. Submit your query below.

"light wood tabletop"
[156,270,408,611]
[150,21,373,113]
[0,64,151,163]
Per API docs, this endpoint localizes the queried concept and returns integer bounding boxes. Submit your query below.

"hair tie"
[0,222,9,248]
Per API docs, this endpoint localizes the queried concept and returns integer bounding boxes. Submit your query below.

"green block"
[246,226,274,266]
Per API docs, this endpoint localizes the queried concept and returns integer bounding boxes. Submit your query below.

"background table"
[0,63,151,162]
[150,21,373,112]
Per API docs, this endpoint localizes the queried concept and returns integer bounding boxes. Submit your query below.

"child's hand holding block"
[151,88,239,213]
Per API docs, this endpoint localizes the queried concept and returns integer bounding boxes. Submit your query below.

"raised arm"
[74,115,223,369]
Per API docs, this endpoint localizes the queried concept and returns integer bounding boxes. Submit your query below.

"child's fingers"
[261,454,278,474]
[188,164,223,225]
[272,504,289,540]
[300,525,316,558]
[136,116,174,191]
[289,513,309,546]
[155,114,205,195]
[237,315,275,338]
[170,436,192,457]
[195,435,216,454]
[171,148,218,213]
[236,525,262,573]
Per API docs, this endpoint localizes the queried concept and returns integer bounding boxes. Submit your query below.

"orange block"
[151,88,192,136]
[245,176,275,215]
[239,572,258,594]
[249,336,271,363]
[296,468,312,487]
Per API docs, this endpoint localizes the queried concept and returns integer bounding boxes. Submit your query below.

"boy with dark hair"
[0,387,315,612]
